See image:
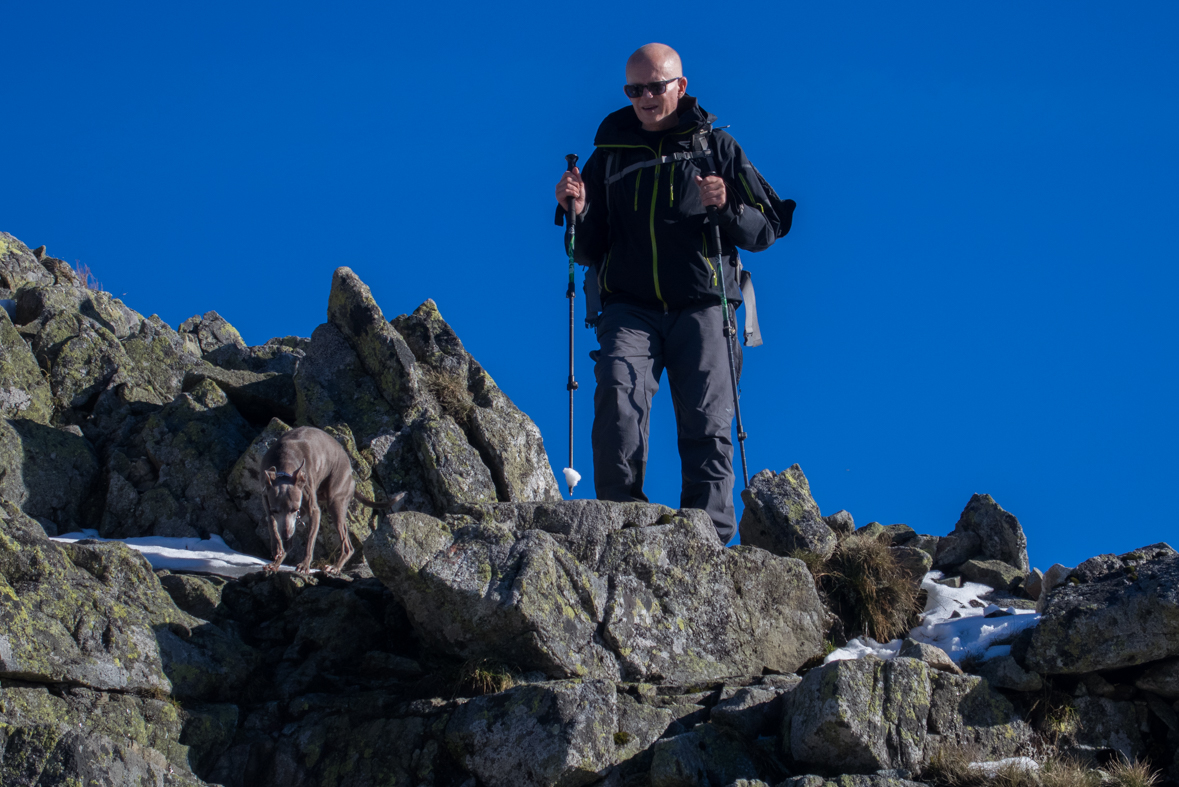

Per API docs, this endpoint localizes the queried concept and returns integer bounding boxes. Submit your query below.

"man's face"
[625,58,685,132]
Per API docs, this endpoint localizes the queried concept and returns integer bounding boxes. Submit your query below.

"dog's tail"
[355,490,407,512]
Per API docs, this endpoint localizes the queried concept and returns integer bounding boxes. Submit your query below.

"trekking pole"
[707,202,751,489]
[562,153,581,496]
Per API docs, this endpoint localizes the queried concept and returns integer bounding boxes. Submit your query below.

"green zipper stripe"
[738,172,765,213]
[669,163,676,205]
[702,232,717,285]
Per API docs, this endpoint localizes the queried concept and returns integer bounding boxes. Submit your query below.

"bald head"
[624,43,687,131]
[626,43,683,81]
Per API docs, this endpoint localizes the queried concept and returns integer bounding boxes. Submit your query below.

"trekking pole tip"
[562,467,581,496]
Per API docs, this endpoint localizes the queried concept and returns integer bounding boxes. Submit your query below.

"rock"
[1024,568,1043,600]
[932,531,979,570]
[1135,657,1179,700]
[393,299,562,504]
[881,524,916,546]
[0,417,98,530]
[936,494,1029,572]
[855,522,885,540]
[787,657,931,774]
[204,335,306,376]
[1036,563,1073,612]
[0,232,56,292]
[294,321,403,446]
[971,654,1042,692]
[711,675,802,740]
[0,499,196,692]
[365,501,827,682]
[1073,696,1145,759]
[183,364,297,425]
[159,573,228,621]
[891,545,933,581]
[414,413,498,512]
[786,657,1030,774]
[825,509,855,537]
[0,307,52,423]
[327,266,431,420]
[445,679,617,787]
[649,723,759,787]
[1027,548,1179,674]
[127,378,257,541]
[178,309,246,355]
[0,684,206,786]
[897,639,962,675]
[739,465,837,559]
[958,558,1026,592]
[934,575,963,589]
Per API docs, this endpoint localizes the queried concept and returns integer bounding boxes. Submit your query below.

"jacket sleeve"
[713,132,781,253]
[554,149,609,266]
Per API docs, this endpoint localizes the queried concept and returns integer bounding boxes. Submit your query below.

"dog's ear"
[389,491,407,512]
[264,466,278,485]
[292,459,306,487]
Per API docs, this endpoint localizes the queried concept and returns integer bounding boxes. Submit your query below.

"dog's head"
[263,462,306,542]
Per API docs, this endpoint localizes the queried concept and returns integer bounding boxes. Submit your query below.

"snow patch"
[52,529,290,578]
[825,570,1040,665]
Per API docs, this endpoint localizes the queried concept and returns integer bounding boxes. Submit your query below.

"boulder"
[1135,657,1179,700]
[1027,548,1179,674]
[178,309,246,355]
[393,299,562,503]
[126,378,257,541]
[739,465,837,559]
[958,558,1026,592]
[934,494,1029,572]
[0,307,52,423]
[0,684,206,786]
[1036,562,1073,612]
[891,545,933,582]
[825,509,855,537]
[785,657,1030,774]
[0,232,56,293]
[781,778,926,787]
[0,417,98,530]
[0,499,195,693]
[365,501,827,683]
[711,675,801,740]
[971,654,1042,692]
[445,679,617,787]
[294,321,403,445]
[881,524,916,546]
[897,639,961,675]
[204,335,307,376]
[182,365,297,425]
[1072,696,1145,759]
[649,723,760,787]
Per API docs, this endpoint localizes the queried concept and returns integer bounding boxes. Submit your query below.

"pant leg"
[663,304,737,544]
[592,303,664,503]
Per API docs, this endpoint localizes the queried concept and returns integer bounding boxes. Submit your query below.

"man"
[555,43,788,544]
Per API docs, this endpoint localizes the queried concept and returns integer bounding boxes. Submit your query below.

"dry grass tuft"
[423,367,473,422]
[454,657,517,697]
[1104,757,1160,787]
[74,260,102,291]
[806,532,922,642]
[923,742,984,787]
[1039,755,1101,787]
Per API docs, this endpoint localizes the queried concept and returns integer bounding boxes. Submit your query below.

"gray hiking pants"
[592,301,740,543]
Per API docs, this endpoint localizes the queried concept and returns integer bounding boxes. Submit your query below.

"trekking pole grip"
[564,153,579,297]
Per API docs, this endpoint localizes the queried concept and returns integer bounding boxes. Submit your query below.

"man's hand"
[556,167,586,216]
[694,175,726,209]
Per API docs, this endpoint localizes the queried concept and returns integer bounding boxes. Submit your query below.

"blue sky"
[4,2,1177,571]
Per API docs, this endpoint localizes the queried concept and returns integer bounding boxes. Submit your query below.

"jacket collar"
[593,95,717,147]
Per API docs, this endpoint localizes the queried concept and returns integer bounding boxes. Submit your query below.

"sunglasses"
[623,77,682,99]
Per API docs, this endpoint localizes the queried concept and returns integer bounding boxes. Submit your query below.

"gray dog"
[261,426,405,575]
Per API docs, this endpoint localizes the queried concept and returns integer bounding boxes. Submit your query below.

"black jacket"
[563,97,786,312]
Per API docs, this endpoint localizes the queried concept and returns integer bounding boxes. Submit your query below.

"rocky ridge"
[2,230,1178,786]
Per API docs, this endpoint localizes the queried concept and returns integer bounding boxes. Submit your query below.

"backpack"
[583,124,794,348]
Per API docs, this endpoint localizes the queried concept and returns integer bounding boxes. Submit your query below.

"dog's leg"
[326,492,354,576]
[265,515,286,573]
[296,489,321,576]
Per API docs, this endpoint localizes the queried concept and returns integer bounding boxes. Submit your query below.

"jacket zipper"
[701,232,717,286]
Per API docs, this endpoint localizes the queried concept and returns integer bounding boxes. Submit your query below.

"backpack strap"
[604,149,714,186]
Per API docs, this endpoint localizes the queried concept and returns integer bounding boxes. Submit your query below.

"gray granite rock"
[739,465,837,559]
